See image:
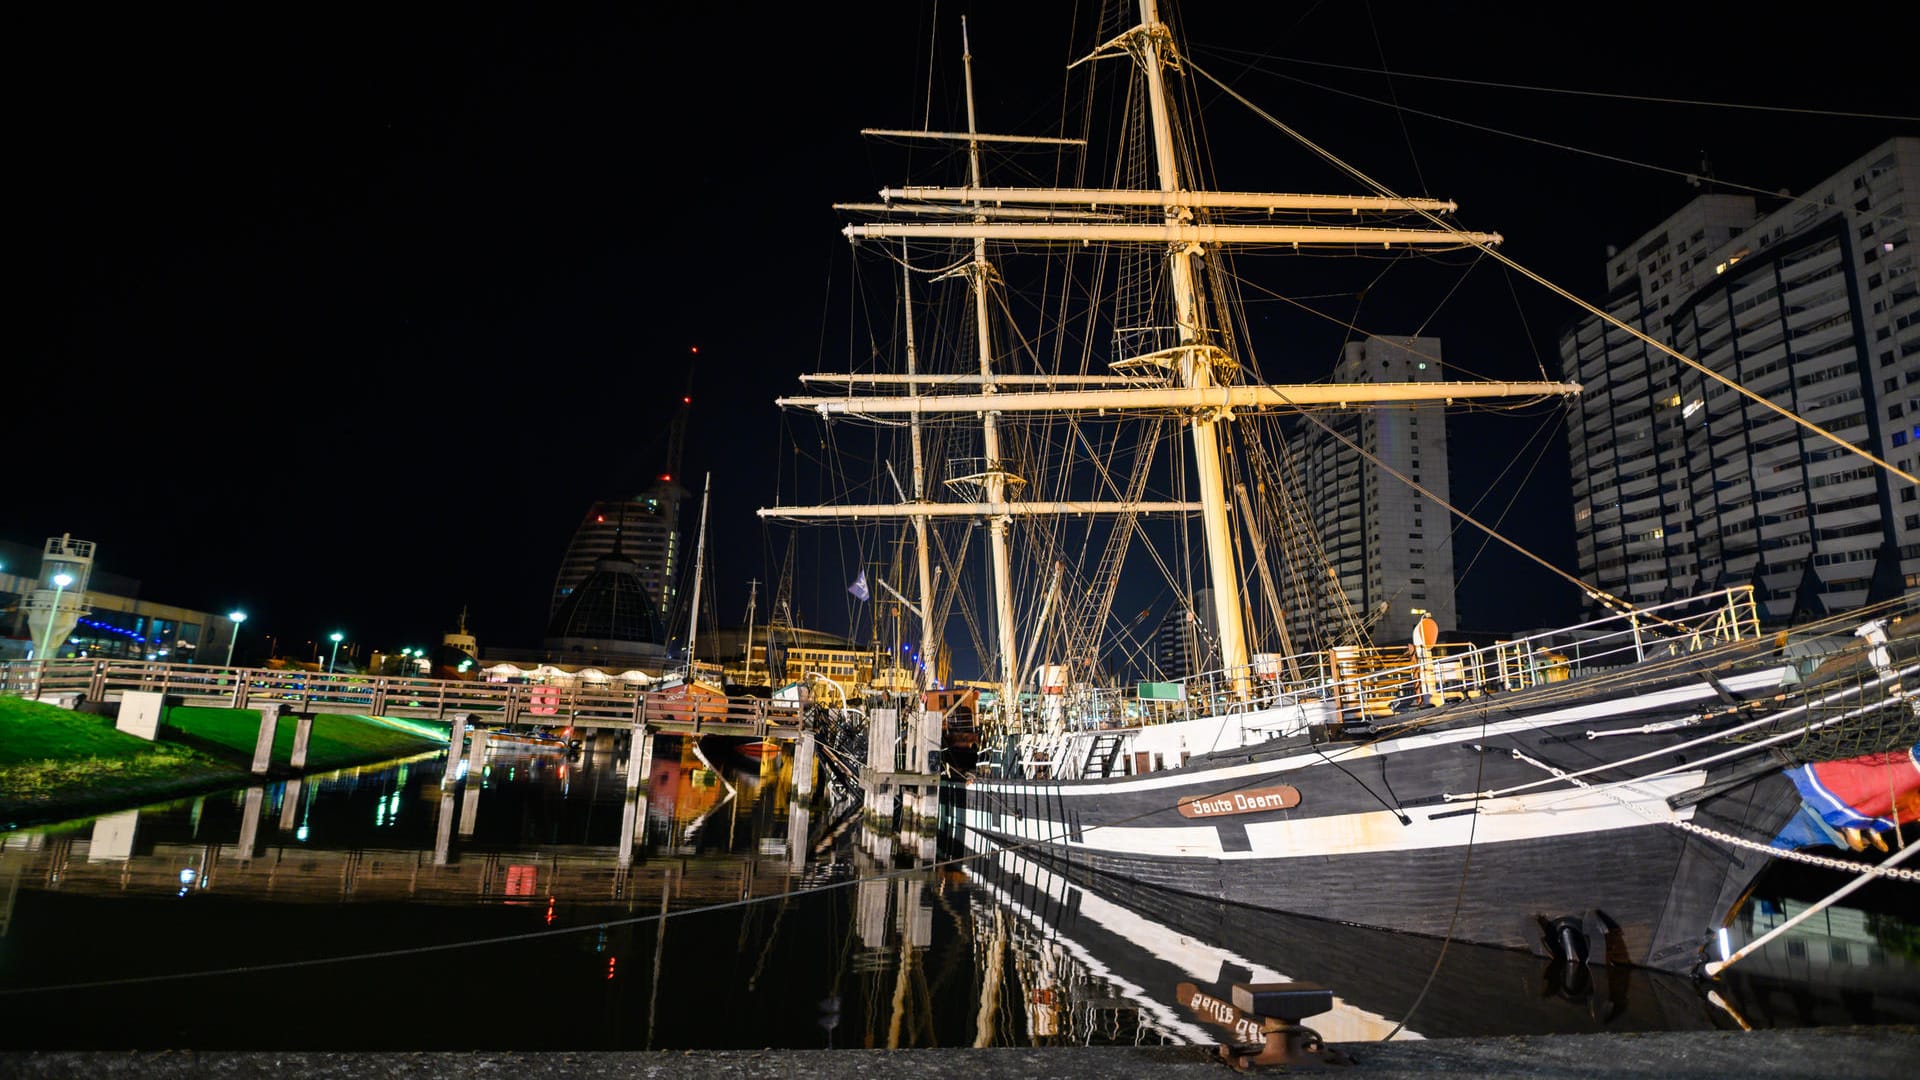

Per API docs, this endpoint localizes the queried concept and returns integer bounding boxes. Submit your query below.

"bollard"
[250,703,284,775]
[1215,982,1349,1070]
[289,715,315,769]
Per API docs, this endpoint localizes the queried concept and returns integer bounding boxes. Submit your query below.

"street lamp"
[224,610,248,667]
[328,631,345,673]
[36,572,74,661]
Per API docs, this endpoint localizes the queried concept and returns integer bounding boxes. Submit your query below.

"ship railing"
[1165,586,1763,726]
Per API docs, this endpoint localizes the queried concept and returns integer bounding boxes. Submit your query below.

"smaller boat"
[486,727,572,752]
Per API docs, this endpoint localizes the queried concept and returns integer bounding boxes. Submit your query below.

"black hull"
[948,693,1808,973]
[969,780,1794,972]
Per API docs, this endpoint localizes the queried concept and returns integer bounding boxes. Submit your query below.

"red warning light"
[660,473,672,482]
[682,396,691,404]
[595,514,605,523]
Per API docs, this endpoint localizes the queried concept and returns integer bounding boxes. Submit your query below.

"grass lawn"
[1,698,444,828]
[0,697,239,825]
[163,707,443,772]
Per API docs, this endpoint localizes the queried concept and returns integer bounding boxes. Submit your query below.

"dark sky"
[10,2,1916,668]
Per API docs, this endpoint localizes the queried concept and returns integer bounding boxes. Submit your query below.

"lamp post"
[36,572,74,661]
[224,610,248,667]
[328,631,345,673]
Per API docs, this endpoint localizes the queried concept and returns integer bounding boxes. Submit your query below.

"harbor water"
[0,738,1914,1049]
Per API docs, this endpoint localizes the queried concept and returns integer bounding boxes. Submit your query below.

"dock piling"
[250,703,283,775]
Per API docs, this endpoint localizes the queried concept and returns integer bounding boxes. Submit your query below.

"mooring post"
[237,786,265,858]
[444,712,470,784]
[278,779,302,831]
[458,782,481,837]
[433,789,456,865]
[289,714,315,770]
[250,703,283,775]
[465,722,487,778]
[629,725,655,792]
[794,731,816,798]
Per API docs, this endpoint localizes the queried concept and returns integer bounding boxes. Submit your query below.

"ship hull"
[950,667,1814,973]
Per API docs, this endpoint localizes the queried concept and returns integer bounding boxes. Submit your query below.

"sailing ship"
[759,0,1919,974]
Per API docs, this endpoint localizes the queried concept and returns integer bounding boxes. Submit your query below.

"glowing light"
[179,868,197,885]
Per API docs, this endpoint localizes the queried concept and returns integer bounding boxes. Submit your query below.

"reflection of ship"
[1711,866,1920,1029]
[964,845,1732,1045]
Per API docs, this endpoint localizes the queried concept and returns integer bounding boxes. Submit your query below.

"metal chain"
[1506,748,1920,883]
[1671,819,1920,882]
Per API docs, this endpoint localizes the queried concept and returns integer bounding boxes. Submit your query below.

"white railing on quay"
[0,658,799,734]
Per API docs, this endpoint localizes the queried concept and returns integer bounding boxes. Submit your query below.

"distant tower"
[25,534,94,660]
[549,358,696,623]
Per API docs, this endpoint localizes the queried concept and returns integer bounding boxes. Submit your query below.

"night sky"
[11,2,1916,669]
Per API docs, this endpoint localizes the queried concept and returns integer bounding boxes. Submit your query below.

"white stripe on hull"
[966,771,1702,860]
[987,667,1788,800]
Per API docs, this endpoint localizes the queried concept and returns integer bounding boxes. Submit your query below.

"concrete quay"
[4,1026,1915,1079]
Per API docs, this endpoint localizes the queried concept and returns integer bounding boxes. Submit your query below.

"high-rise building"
[549,478,687,626]
[1153,588,1217,680]
[1282,336,1458,649]
[1562,137,1919,621]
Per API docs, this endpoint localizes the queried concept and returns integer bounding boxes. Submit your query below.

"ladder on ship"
[1081,732,1127,778]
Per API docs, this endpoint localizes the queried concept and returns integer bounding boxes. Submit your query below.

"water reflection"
[0,734,1913,1050]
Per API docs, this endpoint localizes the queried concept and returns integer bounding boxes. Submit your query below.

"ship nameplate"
[1176,785,1300,818]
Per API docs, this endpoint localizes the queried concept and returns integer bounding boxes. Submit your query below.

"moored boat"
[761,0,1919,975]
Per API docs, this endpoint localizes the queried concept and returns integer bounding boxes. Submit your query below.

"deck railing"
[1047,586,1764,729]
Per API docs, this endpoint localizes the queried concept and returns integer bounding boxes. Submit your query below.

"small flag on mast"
[848,570,870,602]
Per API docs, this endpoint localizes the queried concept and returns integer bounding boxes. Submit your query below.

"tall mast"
[684,472,712,677]
[1136,0,1250,694]
[742,578,759,686]
[902,243,938,689]
[961,17,1021,731]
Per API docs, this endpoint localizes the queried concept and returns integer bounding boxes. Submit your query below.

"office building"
[1562,137,1918,620]
[1282,335,1459,649]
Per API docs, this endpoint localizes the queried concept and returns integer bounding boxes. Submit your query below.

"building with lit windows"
[1282,336,1459,649]
[1562,137,1919,621]
[0,536,236,664]
[549,477,687,626]
[1153,589,1217,680]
